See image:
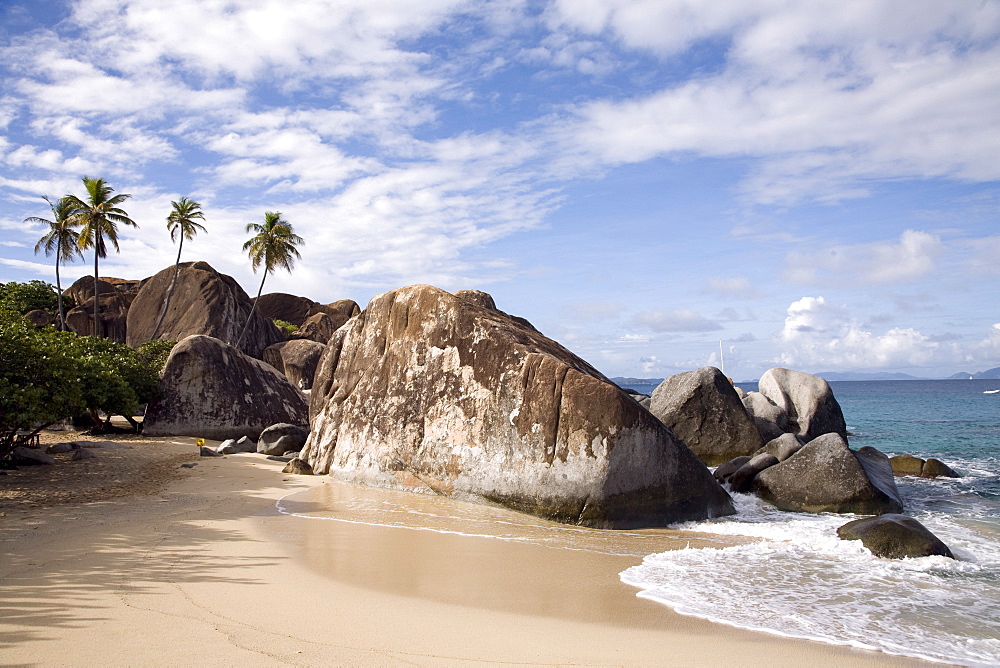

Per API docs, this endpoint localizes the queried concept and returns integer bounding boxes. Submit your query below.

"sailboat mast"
[720,340,725,375]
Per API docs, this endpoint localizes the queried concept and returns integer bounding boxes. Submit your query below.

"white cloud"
[784,230,943,287]
[706,276,761,299]
[558,2,1000,203]
[634,308,721,332]
[776,295,950,369]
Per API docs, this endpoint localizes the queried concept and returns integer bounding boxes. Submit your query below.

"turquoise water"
[623,379,1000,666]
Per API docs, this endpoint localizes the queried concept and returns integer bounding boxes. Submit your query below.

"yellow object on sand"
[196,438,205,448]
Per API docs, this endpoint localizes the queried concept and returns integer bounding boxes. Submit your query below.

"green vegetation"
[273,319,298,335]
[0,280,64,316]
[64,177,137,338]
[27,195,82,330]
[235,211,303,348]
[151,197,206,341]
[0,310,175,461]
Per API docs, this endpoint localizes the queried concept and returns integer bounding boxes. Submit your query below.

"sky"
[1,0,999,381]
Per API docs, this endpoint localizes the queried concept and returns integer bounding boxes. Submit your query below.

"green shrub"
[0,280,69,315]
[273,319,298,335]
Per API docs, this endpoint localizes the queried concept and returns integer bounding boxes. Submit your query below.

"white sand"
[0,440,929,666]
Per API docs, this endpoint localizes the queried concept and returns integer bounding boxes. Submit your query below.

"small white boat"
[985,389,1000,394]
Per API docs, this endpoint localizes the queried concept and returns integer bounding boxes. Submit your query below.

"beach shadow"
[0,479,292,650]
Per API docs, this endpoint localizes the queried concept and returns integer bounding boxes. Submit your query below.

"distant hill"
[815,371,927,381]
[948,367,1000,380]
[610,377,663,394]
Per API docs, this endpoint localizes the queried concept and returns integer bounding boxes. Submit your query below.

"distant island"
[613,366,1000,388]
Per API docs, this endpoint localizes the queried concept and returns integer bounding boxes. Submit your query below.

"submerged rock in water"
[837,514,953,559]
[649,366,763,466]
[890,454,960,479]
[753,434,904,515]
[301,284,734,528]
[728,453,779,494]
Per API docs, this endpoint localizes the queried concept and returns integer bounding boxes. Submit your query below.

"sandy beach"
[0,431,931,666]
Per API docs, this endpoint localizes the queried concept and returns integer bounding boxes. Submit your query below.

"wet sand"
[0,435,930,666]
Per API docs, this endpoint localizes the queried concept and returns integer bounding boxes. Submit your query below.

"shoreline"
[0,435,932,666]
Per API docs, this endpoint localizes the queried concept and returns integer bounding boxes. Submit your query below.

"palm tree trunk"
[55,257,65,331]
[92,246,101,338]
[150,238,184,341]
[234,272,267,349]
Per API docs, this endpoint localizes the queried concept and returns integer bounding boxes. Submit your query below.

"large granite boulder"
[889,454,960,479]
[257,423,310,456]
[291,312,339,344]
[741,391,790,442]
[758,368,847,442]
[64,275,125,305]
[65,292,134,343]
[301,285,734,528]
[313,299,360,329]
[648,367,763,466]
[753,433,904,514]
[143,335,309,440]
[253,292,317,326]
[262,339,326,390]
[126,262,283,358]
[728,453,779,493]
[756,433,805,462]
[24,309,56,328]
[837,514,953,559]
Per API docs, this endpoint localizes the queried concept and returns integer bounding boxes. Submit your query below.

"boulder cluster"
[47,262,960,555]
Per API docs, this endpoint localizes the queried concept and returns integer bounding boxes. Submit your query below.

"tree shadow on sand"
[0,482,291,650]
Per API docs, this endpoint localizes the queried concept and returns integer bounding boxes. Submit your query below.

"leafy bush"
[273,319,298,335]
[1,317,86,458]
[0,325,173,458]
[0,280,68,315]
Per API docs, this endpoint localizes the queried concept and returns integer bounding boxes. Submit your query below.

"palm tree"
[149,197,206,340]
[234,211,303,348]
[64,177,138,338]
[27,196,82,330]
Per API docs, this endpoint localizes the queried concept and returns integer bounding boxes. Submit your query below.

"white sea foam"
[622,492,1000,667]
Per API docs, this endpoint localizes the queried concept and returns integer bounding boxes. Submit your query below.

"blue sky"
[1,0,998,381]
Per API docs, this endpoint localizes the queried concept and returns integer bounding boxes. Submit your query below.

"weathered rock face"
[257,423,310,456]
[143,335,309,440]
[755,433,804,462]
[758,368,847,442]
[301,285,734,528]
[741,391,790,442]
[728,453,779,493]
[24,309,55,328]
[922,458,959,478]
[753,433,904,515]
[254,293,317,326]
[126,262,283,358]
[713,456,751,484]
[65,292,133,343]
[291,312,338,344]
[837,514,954,559]
[890,454,960,479]
[312,299,360,330]
[263,339,326,390]
[649,367,763,466]
[64,275,125,305]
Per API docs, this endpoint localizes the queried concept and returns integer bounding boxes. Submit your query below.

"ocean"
[621,379,1000,666]
[278,379,1000,666]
